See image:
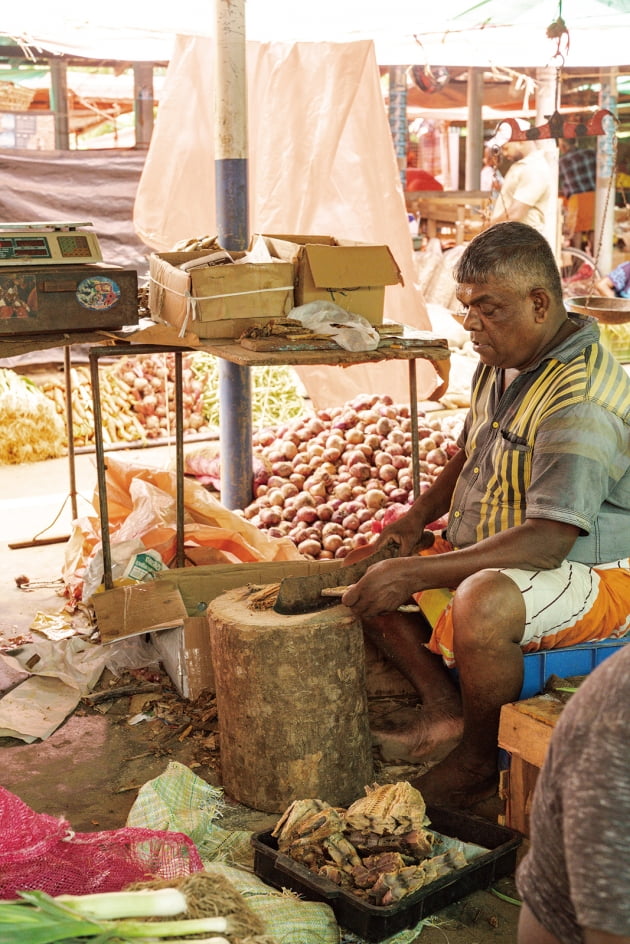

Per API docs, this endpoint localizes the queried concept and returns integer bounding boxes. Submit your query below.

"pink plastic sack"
[0,786,203,899]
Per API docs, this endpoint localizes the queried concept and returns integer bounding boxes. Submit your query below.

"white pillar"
[594,68,618,277]
[536,66,560,257]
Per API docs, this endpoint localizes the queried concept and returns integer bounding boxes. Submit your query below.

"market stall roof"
[2,0,629,68]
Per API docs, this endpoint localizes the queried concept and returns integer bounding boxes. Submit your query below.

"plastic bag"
[63,455,302,603]
[0,785,203,899]
[288,301,380,352]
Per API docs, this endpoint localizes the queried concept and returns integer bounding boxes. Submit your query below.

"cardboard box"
[260,234,403,325]
[148,250,294,338]
[151,616,215,701]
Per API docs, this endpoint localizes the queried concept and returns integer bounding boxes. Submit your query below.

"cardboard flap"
[92,582,188,643]
[261,235,336,264]
[304,244,403,290]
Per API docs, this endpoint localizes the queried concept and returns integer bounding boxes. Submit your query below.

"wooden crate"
[497,695,565,837]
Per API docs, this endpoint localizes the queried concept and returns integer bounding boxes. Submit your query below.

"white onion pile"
[241,394,463,560]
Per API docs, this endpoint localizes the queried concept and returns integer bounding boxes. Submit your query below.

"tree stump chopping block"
[208,586,374,813]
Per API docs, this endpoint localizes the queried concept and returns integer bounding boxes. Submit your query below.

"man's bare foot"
[411,743,499,810]
[371,705,463,764]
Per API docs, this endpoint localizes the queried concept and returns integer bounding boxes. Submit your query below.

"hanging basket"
[0,81,36,112]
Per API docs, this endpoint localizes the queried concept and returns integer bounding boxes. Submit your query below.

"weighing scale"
[0,221,138,335]
[0,221,103,266]
[1,222,139,550]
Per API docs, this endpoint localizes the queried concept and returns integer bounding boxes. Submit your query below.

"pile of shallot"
[240,394,464,560]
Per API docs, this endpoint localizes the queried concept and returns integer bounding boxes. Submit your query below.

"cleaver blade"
[273,538,400,615]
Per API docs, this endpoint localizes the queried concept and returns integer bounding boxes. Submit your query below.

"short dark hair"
[454,222,563,300]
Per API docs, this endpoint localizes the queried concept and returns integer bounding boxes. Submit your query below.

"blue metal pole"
[388,66,408,190]
[214,0,252,511]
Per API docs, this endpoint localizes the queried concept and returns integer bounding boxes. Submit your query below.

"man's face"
[501,140,525,163]
[455,277,542,370]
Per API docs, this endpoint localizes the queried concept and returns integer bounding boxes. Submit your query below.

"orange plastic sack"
[63,454,301,602]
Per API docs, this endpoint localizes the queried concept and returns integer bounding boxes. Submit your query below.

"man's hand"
[342,528,435,568]
[341,555,427,618]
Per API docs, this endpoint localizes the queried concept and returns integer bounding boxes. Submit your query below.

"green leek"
[0,888,229,944]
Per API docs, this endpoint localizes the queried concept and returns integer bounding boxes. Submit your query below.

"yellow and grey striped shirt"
[446,315,630,565]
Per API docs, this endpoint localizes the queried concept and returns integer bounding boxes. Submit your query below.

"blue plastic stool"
[519,635,629,699]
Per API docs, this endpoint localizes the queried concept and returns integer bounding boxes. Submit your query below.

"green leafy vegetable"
[0,888,229,944]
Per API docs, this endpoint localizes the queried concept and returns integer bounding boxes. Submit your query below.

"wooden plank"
[92,581,188,643]
[199,336,451,368]
[501,757,541,836]
[498,700,559,769]
[239,334,449,353]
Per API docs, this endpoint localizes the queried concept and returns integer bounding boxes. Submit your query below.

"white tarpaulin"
[3,0,630,67]
[134,37,444,408]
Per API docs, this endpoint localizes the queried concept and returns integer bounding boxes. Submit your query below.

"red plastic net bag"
[0,786,203,899]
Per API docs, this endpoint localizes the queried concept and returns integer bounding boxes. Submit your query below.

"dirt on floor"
[0,661,525,944]
[0,450,524,944]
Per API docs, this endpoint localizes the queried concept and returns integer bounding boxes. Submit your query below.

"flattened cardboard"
[260,234,403,325]
[156,558,341,616]
[91,581,188,643]
[149,250,294,338]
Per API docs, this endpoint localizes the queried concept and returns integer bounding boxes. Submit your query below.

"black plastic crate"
[252,806,521,942]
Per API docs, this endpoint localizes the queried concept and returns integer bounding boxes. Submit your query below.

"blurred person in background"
[488,119,554,242]
[596,259,630,299]
[517,644,630,944]
[558,138,597,200]
[558,139,597,250]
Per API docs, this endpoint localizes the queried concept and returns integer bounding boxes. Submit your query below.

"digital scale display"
[0,223,102,266]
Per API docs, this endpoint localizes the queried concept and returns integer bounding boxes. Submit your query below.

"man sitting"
[343,221,630,810]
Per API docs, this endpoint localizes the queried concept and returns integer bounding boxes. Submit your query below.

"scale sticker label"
[0,273,38,320]
[76,276,121,311]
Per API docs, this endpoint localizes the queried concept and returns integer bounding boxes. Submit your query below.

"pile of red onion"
[240,394,463,560]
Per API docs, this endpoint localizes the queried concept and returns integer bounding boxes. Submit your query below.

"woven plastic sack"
[0,786,203,899]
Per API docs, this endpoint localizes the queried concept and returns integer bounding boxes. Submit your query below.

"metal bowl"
[566,295,630,325]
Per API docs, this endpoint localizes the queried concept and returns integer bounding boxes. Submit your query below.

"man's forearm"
[401,518,580,594]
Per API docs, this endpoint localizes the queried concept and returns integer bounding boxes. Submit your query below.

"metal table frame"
[89,336,450,589]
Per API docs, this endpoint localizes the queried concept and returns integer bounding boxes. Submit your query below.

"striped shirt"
[446,315,630,564]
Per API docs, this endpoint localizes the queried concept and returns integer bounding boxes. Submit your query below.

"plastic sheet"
[134,38,443,406]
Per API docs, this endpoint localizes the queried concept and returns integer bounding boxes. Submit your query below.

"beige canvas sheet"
[134,38,446,407]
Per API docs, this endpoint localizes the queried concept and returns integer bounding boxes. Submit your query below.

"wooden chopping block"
[208,585,373,813]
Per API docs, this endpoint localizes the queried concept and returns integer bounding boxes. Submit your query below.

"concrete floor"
[0,444,523,944]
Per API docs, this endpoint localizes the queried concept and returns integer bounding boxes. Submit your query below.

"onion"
[259,507,282,527]
[342,513,360,531]
[281,481,299,500]
[280,440,298,460]
[322,521,345,537]
[293,491,316,509]
[272,460,294,477]
[426,448,448,467]
[266,488,285,506]
[297,538,322,558]
[345,427,365,445]
[364,488,387,510]
[244,394,464,562]
[322,533,344,553]
[378,463,398,483]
